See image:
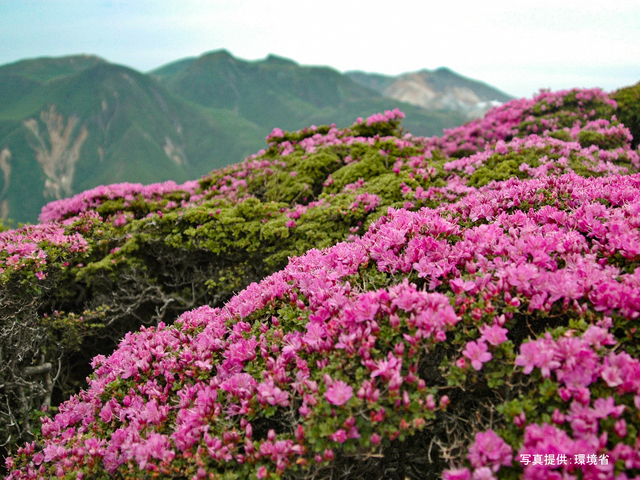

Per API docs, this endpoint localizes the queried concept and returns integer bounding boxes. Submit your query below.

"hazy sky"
[0,0,638,98]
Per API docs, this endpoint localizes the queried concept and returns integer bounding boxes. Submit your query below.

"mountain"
[0,54,106,82]
[151,50,468,138]
[0,56,264,223]
[347,67,514,118]
[0,51,512,224]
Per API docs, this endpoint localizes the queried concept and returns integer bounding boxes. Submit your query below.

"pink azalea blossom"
[479,324,508,346]
[467,430,513,471]
[463,340,493,370]
[443,468,471,480]
[329,429,348,443]
[325,380,353,406]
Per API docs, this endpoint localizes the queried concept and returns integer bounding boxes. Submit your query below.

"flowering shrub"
[427,88,619,158]
[0,223,94,455]
[612,82,640,148]
[2,87,640,478]
[39,180,201,224]
[8,171,640,479]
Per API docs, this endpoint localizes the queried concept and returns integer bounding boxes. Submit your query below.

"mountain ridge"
[0,50,509,223]
[150,49,472,141]
[0,54,107,82]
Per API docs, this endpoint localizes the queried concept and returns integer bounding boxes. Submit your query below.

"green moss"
[450,148,478,159]
[364,172,419,204]
[468,153,533,187]
[612,82,640,149]
[546,130,571,142]
[264,150,342,203]
[578,129,627,150]
[326,150,388,192]
[95,199,127,217]
[348,118,403,138]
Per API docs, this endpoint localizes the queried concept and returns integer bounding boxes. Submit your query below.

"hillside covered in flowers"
[2,82,640,479]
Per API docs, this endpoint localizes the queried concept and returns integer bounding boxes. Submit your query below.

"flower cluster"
[450,324,640,480]
[9,168,640,478]
[427,88,619,157]
[4,85,640,478]
[0,222,89,281]
[39,180,200,223]
[356,108,406,126]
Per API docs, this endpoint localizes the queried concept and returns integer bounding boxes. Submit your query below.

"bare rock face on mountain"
[0,148,10,219]
[23,105,88,200]
[348,67,513,119]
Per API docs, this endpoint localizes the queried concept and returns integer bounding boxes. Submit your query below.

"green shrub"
[612,82,640,148]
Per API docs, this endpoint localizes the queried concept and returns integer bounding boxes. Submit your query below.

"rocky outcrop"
[23,105,88,199]
[0,148,10,221]
[163,136,187,166]
[382,72,506,118]
[0,148,10,196]
[348,68,513,119]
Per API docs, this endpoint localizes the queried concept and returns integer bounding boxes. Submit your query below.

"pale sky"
[0,0,639,98]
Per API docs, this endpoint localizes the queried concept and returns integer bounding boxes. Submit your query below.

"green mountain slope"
[151,50,467,137]
[0,61,264,223]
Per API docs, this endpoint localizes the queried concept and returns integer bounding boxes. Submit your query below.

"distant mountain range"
[0,50,512,223]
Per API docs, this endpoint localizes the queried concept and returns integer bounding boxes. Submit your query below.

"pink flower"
[462,340,492,370]
[267,127,285,140]
[467,430,513,471]
[443,468,471,480]
[614,419,627,437]
[257,380,289,407]
[516,340,556,375]
[425,394,436,410]
[479,324,508,346]
[325,380,353,406]
[221,373,257,399]
[329,429,348,443]
[472,467,496,480]
[371,352,402,381]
